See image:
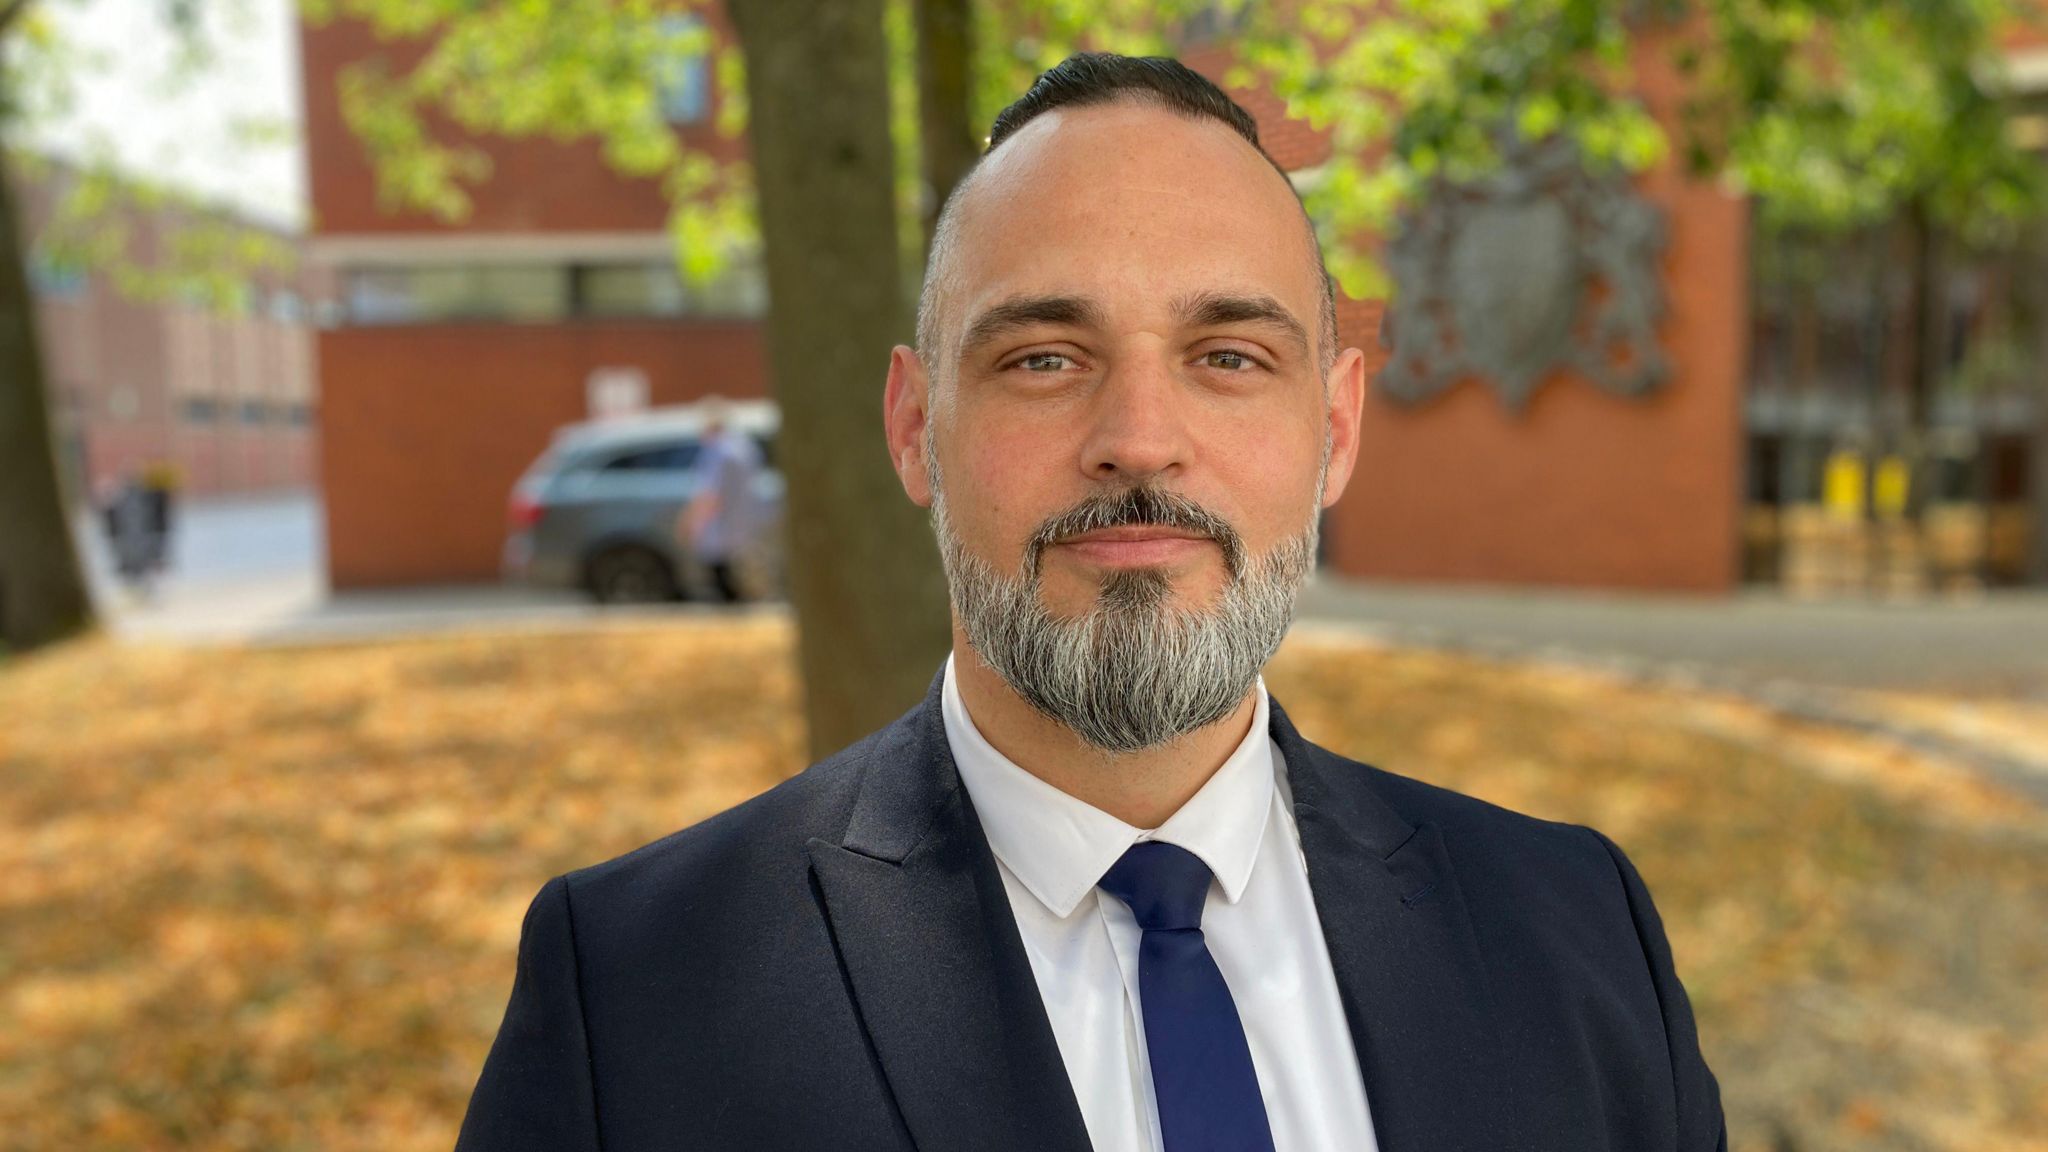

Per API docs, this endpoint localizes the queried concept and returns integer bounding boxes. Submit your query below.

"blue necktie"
[1098,841,1277,1152]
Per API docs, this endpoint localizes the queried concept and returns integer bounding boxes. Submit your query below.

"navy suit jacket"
[456,676,1726,1151]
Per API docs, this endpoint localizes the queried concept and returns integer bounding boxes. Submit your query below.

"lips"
[1053,528,1217,568]
[1023,485,1246,580]
[1061,526,1211,546]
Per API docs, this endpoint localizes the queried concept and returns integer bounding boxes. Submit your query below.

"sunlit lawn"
[2,619,2042,1152]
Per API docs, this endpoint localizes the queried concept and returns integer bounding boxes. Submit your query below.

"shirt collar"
[941,653,1275,918]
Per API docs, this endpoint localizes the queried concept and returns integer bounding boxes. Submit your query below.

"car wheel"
[586,546,678,605]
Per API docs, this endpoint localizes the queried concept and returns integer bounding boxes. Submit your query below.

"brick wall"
[318,319,766,586]
[1204,34,1747,593]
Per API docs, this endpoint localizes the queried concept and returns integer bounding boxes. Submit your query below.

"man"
[677,398,764,602]
[457,54,1724,1152]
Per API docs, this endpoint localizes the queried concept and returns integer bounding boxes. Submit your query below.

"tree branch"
[0,0,34,37]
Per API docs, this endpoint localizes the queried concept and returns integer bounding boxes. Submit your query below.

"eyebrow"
[1172,290,1311,359]
[958,294,1109,359]
[954,288,1312,362]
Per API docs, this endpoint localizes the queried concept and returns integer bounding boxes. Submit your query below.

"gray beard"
[930,475,1321,755]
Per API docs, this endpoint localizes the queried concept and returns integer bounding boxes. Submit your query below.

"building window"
[577,263,690,318]
[287,403,313,427]
[183,397,220,424]
[595,256,766,319]
[345,265,572,324]
[687,256,769,317]
[341,258,766,325]
[175,278,246,311]
[655,15,711,125]
[29,250,88,300]
[268,289,306,325]
[240,399,267,425]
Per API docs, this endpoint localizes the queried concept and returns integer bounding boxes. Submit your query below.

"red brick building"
[17,156,328,501]
[302,14,767,588]
[304,14,2037,595]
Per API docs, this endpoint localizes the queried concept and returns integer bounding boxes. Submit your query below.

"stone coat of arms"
[1376,134,1670,412]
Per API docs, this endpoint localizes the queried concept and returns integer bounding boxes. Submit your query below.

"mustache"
[1026,486,1247,580]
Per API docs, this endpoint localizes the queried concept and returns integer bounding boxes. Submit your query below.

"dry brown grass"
[1,620,2041,1151]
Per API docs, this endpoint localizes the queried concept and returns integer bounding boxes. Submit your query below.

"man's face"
[884,100,1366,749]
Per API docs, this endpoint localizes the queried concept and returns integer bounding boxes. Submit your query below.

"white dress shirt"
[941,655,1380,1152]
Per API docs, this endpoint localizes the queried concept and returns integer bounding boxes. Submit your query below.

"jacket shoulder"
[1316,752,1726,1148]
[1318,747,1620,891]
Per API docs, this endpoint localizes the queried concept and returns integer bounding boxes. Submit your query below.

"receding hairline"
[916,96,1339,384]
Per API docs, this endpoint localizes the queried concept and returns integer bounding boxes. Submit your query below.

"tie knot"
[1097,841,1214,931]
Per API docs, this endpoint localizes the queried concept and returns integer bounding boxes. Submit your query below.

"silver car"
[502,403,784,603]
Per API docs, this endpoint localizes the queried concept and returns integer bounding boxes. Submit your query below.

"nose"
[1078,345,1193,485]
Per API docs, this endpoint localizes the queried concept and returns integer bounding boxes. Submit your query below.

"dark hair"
[919,52,1338,370]
[988,53,1268,162]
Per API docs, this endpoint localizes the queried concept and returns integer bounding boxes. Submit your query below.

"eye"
[1203,349,1257,371]
[1016,352,1075,371]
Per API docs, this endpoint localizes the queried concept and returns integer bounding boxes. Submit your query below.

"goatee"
[931,482,1319,754]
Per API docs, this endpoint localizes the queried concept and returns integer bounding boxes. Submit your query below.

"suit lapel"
[807,677,1092,1152]
[1272,700,1515,1152]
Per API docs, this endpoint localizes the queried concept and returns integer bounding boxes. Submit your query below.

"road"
[78,490,328,638]
[80,489,320,592]
[1296,578,2048,699]
[79,491,726,644]
[81,495,2048,701]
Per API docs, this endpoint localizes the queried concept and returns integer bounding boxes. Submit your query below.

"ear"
[1319,344,1366,508]
[884,344,935,507]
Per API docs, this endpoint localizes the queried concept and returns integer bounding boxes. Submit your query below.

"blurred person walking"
[678,399,765,602]
[99,466,176,603]
[138,462,179,576]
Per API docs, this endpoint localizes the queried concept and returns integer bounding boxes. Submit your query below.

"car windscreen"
[588,440,703,473]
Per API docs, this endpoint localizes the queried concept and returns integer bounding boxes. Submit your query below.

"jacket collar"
[810,671,1511,1152]
[1272,694,1518,1152]
[808,671,1094,1152]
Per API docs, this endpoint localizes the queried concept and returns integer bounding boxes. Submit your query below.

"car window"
[751,433,777,470]
[598,441,702,472]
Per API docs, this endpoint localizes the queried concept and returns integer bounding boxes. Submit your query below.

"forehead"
[945,103,1318,342]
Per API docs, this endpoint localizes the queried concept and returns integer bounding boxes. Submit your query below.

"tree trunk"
[2032,295,2048,582]
[0,139,96,654]
[729,0,953,758]
[914,0,979,256]
[2030,405,2048,584]
[1903,201,1937,520]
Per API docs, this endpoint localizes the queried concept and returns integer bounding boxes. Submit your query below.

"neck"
[950,627,1259,829]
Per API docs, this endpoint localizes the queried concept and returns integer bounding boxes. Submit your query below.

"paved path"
[79,490,322,615]
[99,506,2043,697]
[1295,577,2048,803]
[1297,578,2048,699]
[84,514,2048,795]
[84,492,778,645]
[140,581,778,646]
